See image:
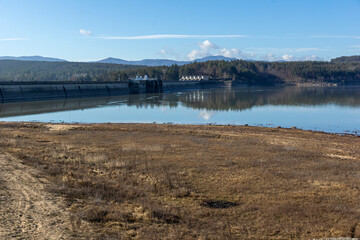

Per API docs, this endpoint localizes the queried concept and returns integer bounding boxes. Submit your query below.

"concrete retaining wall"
[0,81,219,103]
[0,82,129,103]
[162,81,201,91]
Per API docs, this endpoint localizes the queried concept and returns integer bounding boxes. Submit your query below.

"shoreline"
[1,119,359,137]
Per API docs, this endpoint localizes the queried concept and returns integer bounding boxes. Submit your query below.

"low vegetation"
[0,123,360,239]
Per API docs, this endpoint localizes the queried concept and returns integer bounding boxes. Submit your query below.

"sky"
[0,0,359,62]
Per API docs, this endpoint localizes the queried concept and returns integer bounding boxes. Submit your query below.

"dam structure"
[128,75,163,93]
[0,77,221,103]
[0,81,129,103]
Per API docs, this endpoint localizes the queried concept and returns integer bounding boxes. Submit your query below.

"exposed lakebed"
[0,86,359,135]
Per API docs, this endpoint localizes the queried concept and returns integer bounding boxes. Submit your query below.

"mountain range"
[95,55,238,66]
[0,56,67,62]
[0,55,239,66]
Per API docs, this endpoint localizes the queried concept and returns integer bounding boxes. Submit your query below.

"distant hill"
[331,55,360,63]
[96,57,188,66]
[0,56,67,62]
[194,56,237,62]
[0,60,138,82]
[0,55,248,66]
[95,56,238,66]
[139,59,189,66]
[96,57,132,65]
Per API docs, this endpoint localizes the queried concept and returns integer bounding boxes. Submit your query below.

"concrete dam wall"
[0,81,207,103]
[0,82,129,103]
[162,81,201,91]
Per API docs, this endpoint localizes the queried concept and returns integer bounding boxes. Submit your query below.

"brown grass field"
[0,122,360,239]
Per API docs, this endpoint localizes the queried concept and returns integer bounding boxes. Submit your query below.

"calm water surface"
[1,86,359,135]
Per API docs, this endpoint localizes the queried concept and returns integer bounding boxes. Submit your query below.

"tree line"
[112,60,360,84]
[1,59,360,85]
[0,60,138,82]
[331,55,360,63]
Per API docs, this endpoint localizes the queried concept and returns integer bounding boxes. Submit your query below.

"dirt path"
[0,154,72,239]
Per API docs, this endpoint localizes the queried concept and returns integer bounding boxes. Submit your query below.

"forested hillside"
[331,55,360,63]
[0,60,139,82]
[1,59,360,85]
[113,60,360,84]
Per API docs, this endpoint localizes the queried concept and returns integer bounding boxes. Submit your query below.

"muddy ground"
[0,122,359,239]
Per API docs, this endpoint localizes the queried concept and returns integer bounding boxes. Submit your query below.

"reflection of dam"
[179,86,360,111]
[0,96,128,118]
[1,86,360,118]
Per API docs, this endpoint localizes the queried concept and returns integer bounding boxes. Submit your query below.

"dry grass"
[0,122,360,239]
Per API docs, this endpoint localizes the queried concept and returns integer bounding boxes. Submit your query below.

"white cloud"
[0,38,26,41]
[187,39,259,61]
[158,47,181,59]
[187,49,203,60]
[300,54,324,61]
[219,48,240,58]
[261,53,324,62]
[187,40,219,60]
[79,29,92,36]
[96,34,247,40]
[218,48,256,59]
[87,33,360,40]
[258,35,360,39]
[295,48,320,52]
[282,54,325,61]
[159,38,327,61]
[199,40,218,51]
[245,47,323,53]
[282,54,295,61]
[262,53,279,61]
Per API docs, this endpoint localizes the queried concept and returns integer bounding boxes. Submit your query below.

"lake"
[1,86,359,135]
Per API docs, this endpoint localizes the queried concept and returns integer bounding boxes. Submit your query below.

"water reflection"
[0,96,130,118]
[0,86,359,134]
[199,110,216,121]
[179,86,360,110]
[126,86,360,111]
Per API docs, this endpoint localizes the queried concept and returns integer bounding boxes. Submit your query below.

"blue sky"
[0,0,359,61]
